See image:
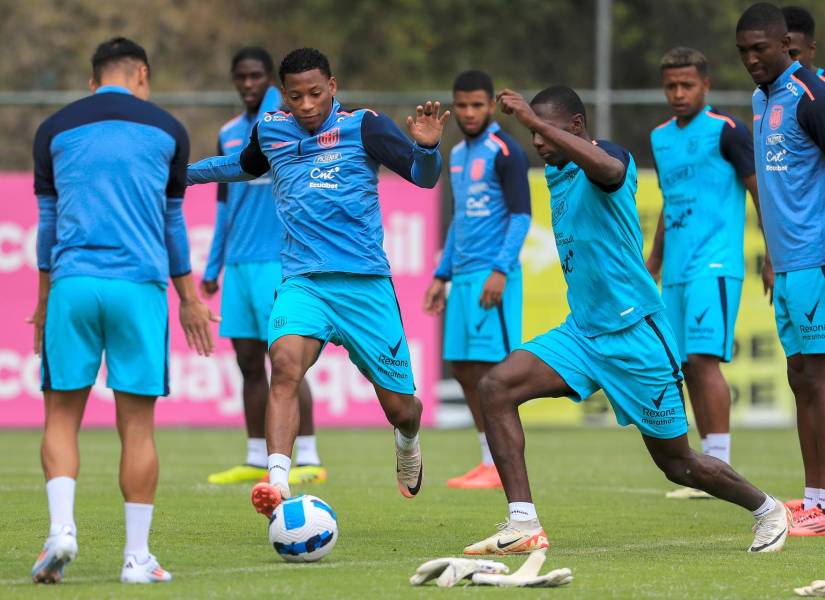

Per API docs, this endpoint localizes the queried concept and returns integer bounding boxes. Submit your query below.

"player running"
[423,70,531,490]
[783,6,825,81]
[187,48,448,516]
[30,38,216,584]
[203,47,325,487]
[737,2,825,535]
[463,85,790,556]
[646,47,767,499]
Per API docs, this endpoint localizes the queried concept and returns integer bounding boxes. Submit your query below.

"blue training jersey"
[435,122,531,278]
[204,86,282,281]
[188,98,442,278]
[752,61,825,273]
[33,85,190,285]
[547,140,664,337]
[650,106,754,285]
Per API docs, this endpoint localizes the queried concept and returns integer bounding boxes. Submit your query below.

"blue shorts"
[521,312,688,439]
[42,276,169,396]
[774,266,825,357]
[268,274,415,395]
[220,261,282,341]
[443,268,522,363]
[662,276,742,363]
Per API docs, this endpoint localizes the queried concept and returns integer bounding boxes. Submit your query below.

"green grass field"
[1,427,820,599]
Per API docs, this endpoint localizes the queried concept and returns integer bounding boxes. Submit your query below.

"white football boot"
[464,520,549,555]
[121,554,172,583]
[31,526,77,584]
[395,430,422,498]
[748,498,791,553]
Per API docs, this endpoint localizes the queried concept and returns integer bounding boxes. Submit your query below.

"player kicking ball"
[463,85,789,556]
[188,48,448,516]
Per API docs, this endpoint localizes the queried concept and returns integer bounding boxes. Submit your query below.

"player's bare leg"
[251,335,322,516]
[643,432,790,551]
[668,354,731,500]
[449,361,501,488]
[788,355,825,535]
[373,385,423,498]
[114,392,171,583]
[33,389,88,583]
[465,350,570,555]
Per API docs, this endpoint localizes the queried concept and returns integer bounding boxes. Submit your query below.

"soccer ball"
[268,494,338,562]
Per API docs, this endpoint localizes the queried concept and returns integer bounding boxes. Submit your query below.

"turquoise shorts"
[774,266,825,357]
[521,311,688,439]
[662,276,742,363]
[220,261,282,341]
[268,274,415,395]
[443,268,522,363]
[42,276,169,396]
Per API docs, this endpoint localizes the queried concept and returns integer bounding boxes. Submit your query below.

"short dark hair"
[278,48,331,84]
[530,85,587,125]
[783,6,815,38]
[660,47,709,77]
[452,70,494,98]
[231,47,274,74]
[91,37,150,82]
[736,3,787,34]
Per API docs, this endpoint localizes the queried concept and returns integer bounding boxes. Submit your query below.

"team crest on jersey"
[769,105,783,130]
[317,128,340,148]
[470,159,486,181]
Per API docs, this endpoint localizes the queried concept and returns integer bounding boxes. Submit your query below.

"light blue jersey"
[546,140,663,337]
[651,106,754,285]
[435,122,531,278]
[752,61,825,273]
[204,86,282,281]
[188,98,441,278]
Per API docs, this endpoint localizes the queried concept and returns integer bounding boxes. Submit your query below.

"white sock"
[479,432,494,466]
[751,495,776,519]
[705,433,731,465]
[46,476,77,537]
[267,453,291,488]
[700,437,708,454]
[395,429,418,451]
[817,488,825,510]
[294,435,321,466]
[508,502,538,522]
[246,438,267,468]
[804,487,818,511]
[124,502,153,563]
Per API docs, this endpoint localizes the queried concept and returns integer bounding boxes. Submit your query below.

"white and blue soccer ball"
[268,494,338,562]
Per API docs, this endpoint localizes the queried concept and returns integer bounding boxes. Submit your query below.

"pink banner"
[0,173,439,427]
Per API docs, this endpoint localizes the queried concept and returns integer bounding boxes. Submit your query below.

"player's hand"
[407,101,450,147]
[645,256,662,283]
[423,278,447,316]
[26,300,48,355]
[479,271,507,309]
[200,279,219,298]
[497,89,538,129]
[179,299,220,356]
[762,253,775,304]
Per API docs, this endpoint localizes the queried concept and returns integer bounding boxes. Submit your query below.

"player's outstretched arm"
[361,106,447,189]
[187,124,270,186]
[497,89,625,189]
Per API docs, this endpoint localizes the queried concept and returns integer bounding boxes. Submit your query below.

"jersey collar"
[762,60,802,95]
[466,121,500,145]
[94,85,132,96]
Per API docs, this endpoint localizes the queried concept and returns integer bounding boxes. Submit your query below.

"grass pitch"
[0,427,820,599]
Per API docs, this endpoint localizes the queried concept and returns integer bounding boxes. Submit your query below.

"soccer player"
[783,6,825,80]
[203,47,325,486]
[646,47,766,499]
[423,70,531,490]
[30,38,217,583]
[187,48,448,515]
[463,85,789,555]
[737,2,825,535]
